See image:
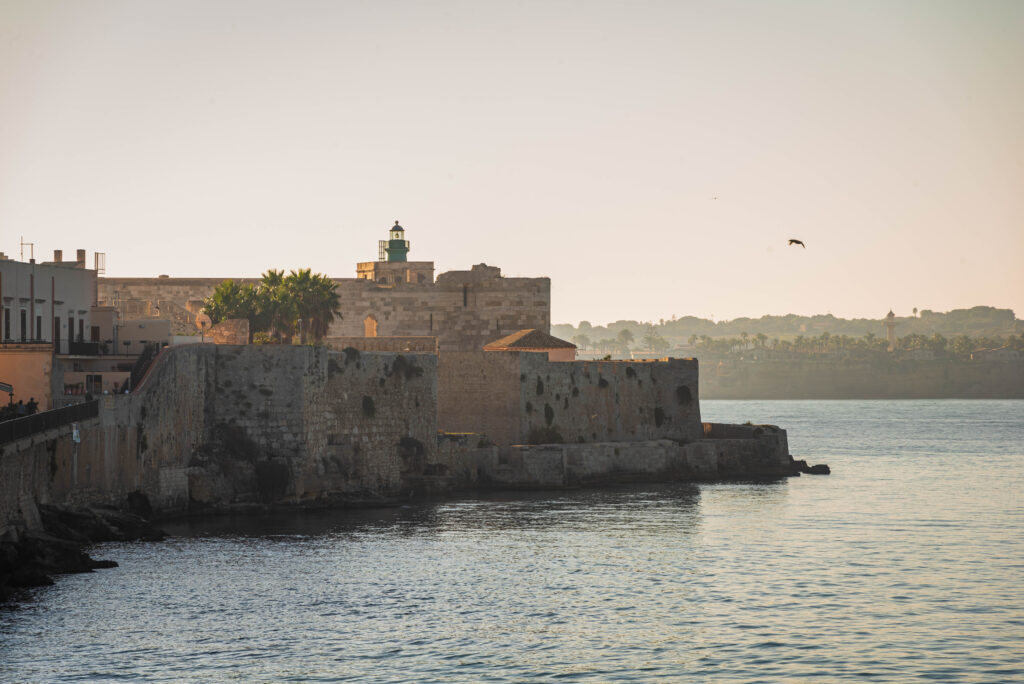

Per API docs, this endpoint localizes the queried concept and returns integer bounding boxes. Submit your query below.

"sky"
[1,0,1021,325]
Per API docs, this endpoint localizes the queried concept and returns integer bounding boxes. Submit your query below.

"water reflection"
[162,483,711,541]
[6,401,1022,682]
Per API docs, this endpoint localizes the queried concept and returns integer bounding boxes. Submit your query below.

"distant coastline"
[559,305,1024,399]
[697,356,1024,400]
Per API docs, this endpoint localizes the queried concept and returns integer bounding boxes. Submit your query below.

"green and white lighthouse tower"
[379,221,410,262]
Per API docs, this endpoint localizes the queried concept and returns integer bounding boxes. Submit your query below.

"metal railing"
[129,343,164,391]
[0,400,99,445]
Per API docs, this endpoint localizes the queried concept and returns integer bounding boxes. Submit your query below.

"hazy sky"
[1,0,1021,325]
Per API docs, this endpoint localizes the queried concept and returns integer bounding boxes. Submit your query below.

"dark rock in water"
[8,566,55,588]
[91,506,167,542]
[89,559,119,569]
[787,457,830,475]
[21,531,97,575]
[38,504,167,543]
[3,503,165,602]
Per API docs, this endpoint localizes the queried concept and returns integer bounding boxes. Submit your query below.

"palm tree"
[285,269,340,343]
[254,269,293,342]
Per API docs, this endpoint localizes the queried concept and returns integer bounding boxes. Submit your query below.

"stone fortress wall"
[438,352,702,449]
[1,345,445,527]
[97,264,550,352]
[2,344,797,533]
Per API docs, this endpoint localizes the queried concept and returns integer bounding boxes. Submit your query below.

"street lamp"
[196,313,212,343]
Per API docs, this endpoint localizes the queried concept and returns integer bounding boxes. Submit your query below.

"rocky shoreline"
[2,456,828,604]
[0,502,166,604]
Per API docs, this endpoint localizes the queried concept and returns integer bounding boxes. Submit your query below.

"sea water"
[2,400,1022,682]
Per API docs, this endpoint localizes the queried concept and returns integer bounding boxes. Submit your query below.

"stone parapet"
[324,336,438,354]
[477,429,793,489]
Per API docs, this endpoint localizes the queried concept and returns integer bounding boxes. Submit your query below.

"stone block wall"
[437,351,523,448]
[0,343,442,528]
[436,432,497,487]
[517,355,702,445]
[324,336,438,354]
[132,345,210,511]
[438,352,702,448]
[98,266,550,351]
[310,350,438,498]
[0,396,145,533]
[478,428,792,489]
[208,318,249,345]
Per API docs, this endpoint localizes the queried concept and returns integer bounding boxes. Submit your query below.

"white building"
[0,249,99,354]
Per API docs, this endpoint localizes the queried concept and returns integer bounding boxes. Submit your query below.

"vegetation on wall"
[203,268,341,344]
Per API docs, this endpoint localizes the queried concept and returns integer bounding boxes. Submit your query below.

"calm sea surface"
[2,400,1022,682]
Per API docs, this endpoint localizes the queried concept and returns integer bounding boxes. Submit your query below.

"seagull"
[788,239,805,248]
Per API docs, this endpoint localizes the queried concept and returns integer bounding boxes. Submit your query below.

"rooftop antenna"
[20,236,34,261]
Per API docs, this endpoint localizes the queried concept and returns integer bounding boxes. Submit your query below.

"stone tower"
[884,310,897,352]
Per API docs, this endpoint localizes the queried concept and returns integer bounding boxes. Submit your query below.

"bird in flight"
[788,239,805,248]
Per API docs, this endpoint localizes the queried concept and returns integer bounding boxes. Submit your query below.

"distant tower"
[378,221,410,263]
[359,220,433,284]
[884,310,898,352]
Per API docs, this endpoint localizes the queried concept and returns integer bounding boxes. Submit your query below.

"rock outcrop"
[1,496,166,603]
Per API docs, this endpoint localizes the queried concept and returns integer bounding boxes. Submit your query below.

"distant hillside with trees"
[553,306,1023,356]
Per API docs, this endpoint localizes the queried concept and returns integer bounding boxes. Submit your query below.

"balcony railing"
[0,400,99,445]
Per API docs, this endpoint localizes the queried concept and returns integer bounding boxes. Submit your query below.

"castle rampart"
[437,352,702,449]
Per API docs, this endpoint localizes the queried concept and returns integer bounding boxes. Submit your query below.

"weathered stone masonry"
[1,345,441,526]
[97,264,550,352]
[2,346,800,533]
[438,352,702,448]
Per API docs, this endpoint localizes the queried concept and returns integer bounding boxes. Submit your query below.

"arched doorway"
[364,315,378,337]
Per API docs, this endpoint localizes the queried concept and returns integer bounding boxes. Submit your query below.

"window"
[20,309,26,342]
[2,308,8,340]
[36,315,42,340]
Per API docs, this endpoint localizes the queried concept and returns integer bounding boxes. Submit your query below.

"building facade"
[0,249,99,353]
[97,222,551,352]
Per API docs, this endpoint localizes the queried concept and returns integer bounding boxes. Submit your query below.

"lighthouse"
[884,310,898,352]
[356,220,435,285]
[382,221,409,262]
